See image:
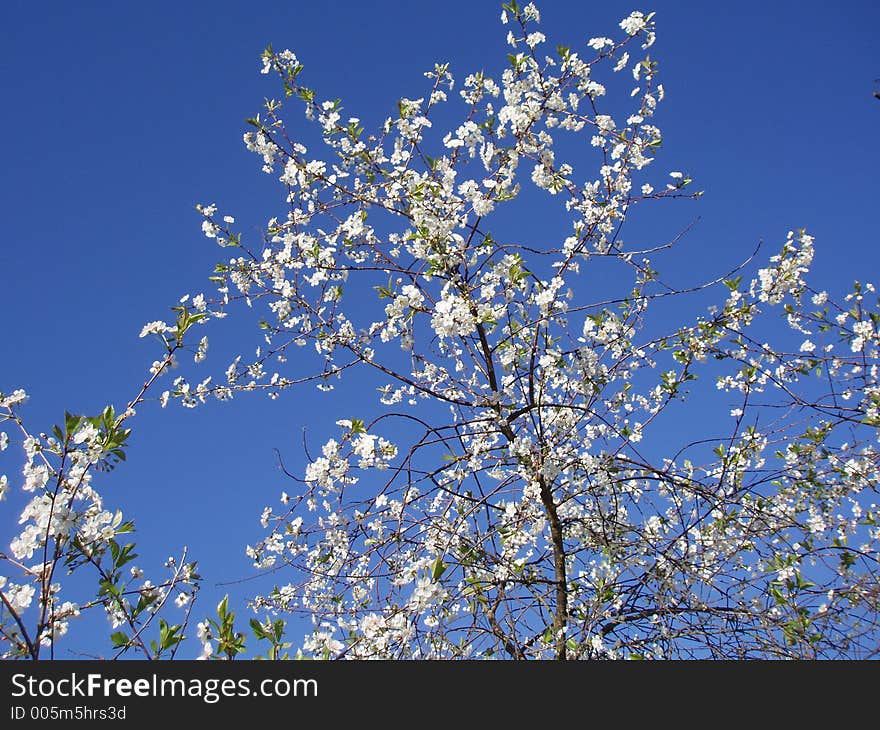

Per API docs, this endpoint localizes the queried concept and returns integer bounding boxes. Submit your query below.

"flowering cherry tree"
[0,338,202,658]
[4,2,879,660]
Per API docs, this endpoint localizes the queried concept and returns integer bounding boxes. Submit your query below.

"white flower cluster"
[753,230,815,304]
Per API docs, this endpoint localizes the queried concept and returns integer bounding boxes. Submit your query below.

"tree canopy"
[2,3,878,660]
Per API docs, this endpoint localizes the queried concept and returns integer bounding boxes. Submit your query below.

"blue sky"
[1,0,878,657]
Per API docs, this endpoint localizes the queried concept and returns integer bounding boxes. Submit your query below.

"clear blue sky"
[1,0,878,657]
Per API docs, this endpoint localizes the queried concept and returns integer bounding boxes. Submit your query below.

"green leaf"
[430,556,448,582]
[350,418,366,435]
[723,276,742,291]
[159,620,183,652]
[768,585,786,606]
[250,618,268,640]
[99,579,120,599]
